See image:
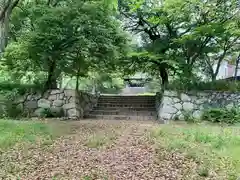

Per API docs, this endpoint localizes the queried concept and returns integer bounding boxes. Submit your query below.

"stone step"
[97,102,155,106]
[87,114,157,121]
[93,107,157,111]
[90,110,156,116]
[99,96,156,100]
[97,103,155,108]
[98,99,156,103]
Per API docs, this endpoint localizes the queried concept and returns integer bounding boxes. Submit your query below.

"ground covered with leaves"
[0,120,239,180]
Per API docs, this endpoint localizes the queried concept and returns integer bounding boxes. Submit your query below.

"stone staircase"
[87,95,157,120]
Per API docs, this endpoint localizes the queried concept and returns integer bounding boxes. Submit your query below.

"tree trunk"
[234,54,240,80]
[213,55,226,81]
[0,15,9,53]
[159,66,168,92]
[45,59,58,90]
[59,74,63,88]
[0,0,20,53]
[75,69,80,91]
[211,74,217,81]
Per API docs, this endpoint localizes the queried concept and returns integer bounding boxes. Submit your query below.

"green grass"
[150,123,240,179]
[85,132,118,148]
[0,119,58,150]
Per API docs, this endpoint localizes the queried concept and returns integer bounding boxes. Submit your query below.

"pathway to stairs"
[88,95,157,121]
[0,120,202,180]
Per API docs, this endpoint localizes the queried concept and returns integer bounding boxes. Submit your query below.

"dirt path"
[0,120,201,180]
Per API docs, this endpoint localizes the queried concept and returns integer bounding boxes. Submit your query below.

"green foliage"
[120,0,239,85]
[63,72,125,94]
[3,0,130,90]
[182,110,196,123]
[0,82,46,118]
[1,103,24,119]
[0,82,43,96]
[167,80,240,92]
[202,108,240,124]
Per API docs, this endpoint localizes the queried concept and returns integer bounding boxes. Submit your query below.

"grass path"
[0,120,238,179]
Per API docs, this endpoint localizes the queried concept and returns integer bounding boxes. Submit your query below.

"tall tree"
[0,0,20,53]
[119,0,239,87]
[3,0,129,89]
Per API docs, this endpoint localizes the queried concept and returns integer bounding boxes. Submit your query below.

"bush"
[167,80,240,92]
[0,82,46,118]
[182,110,197,123]
[0,82,44,95]
[5,103,23,118]
[0,102,24,118]
[201,108,240,124]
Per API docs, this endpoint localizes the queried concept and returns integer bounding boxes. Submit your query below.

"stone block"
[64,90,78,97]
[26,95,32,101]
[50,89,61,95]
[163,97,174,105]
[183,102,194,111]
[160,104,178,114]
[196,98,207,105]
[164,91,178,97]
[34,108,46,117]
[172,98,180,103]
[28,93,42,101]
[50,107,64,117]
[67,108,80,117]
[63,103,76,110]
[48,94,57,101]
[53,100,64,107]
[25,100,38,109]
[181,93,191,101]
[69,97,79,104]
[159,112,172,120]
[174,103,182,110]
[58,93,65,100]
[38,99,51,109]
[193,110,201,119]
[43,91,51,99]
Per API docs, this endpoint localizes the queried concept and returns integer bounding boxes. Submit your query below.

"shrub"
[0,82,46,118]
[0,82,44,95]
[167,80,240,92]
[182,110,197,123]
[201,108,240,124]
[0,101,23,118]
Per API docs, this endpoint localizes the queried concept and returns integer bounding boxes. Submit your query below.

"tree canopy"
[0,0,239,93]
[119,0,240,87]
[2,0,130,90]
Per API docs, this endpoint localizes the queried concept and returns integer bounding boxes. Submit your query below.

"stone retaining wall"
[157,91,240,121]
[15,89,98,119]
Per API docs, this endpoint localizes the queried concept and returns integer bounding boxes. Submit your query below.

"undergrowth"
[150,123,240,179]
[0,119,59,150]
